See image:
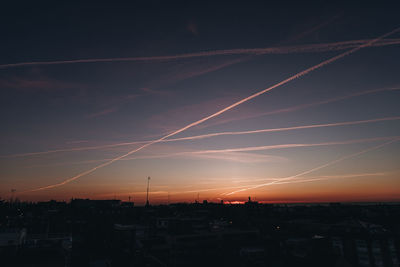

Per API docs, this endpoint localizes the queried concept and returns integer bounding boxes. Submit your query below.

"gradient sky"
[1,2,399,204]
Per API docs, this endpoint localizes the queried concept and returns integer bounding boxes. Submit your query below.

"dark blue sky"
[0,2,399,203]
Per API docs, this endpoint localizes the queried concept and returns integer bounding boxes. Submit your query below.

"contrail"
[22,27,400,192]
[285,13,343,43]
[244,172,389,187]
[224,138,399,195]
[230,172,389,184]
[25,151,285,168]
[248,86,400,118]
[6,115,400,158]
[270,172,389,186]
[116,136,399,161]
[25,136,396,168]
[198,86,400,129]
[5,84,399,158]
[4,140,148,158]
[177,185,251,194]
[1,38,400,69]
[182,136,399,155]
[165,116,400,143]
[24,170,394,200]
[184,172,388,195]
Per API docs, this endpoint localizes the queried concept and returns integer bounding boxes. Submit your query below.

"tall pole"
[10,189,16,204]
[146,176,150,207]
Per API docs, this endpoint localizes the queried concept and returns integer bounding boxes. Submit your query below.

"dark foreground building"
[1,199,400,266]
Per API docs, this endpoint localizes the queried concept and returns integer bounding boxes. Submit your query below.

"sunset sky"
[1,2,399,204]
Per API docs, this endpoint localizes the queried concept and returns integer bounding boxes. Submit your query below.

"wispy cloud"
[163,57,247,84]
[85,107,119,118]
[83,93,140,119]
[186,21,199,36]
[0,75,86,92]
[139,87,170,96]
[285,12,343,43]
[65,140,88,144]
[136,56,249,102]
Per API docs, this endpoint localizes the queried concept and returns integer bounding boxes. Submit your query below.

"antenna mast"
[146,176,150,207]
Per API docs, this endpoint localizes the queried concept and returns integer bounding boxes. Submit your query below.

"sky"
[0,2,399,204]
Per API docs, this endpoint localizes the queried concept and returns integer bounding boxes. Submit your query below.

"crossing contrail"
[181,136,399,155]
[22,27,400,193]
[224,138,399,195]
[1,38,400,69]
[229,172,389,184]
[25,151,286,168]
[268,172,389,186]
[179,172,388,195]
[97,136,400,162]
[200,86,400,128]
[25,136,397,168]
[165,116,400,143]
[6,115,400,158]
[5,86,399,158]
[4,140,148,158]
